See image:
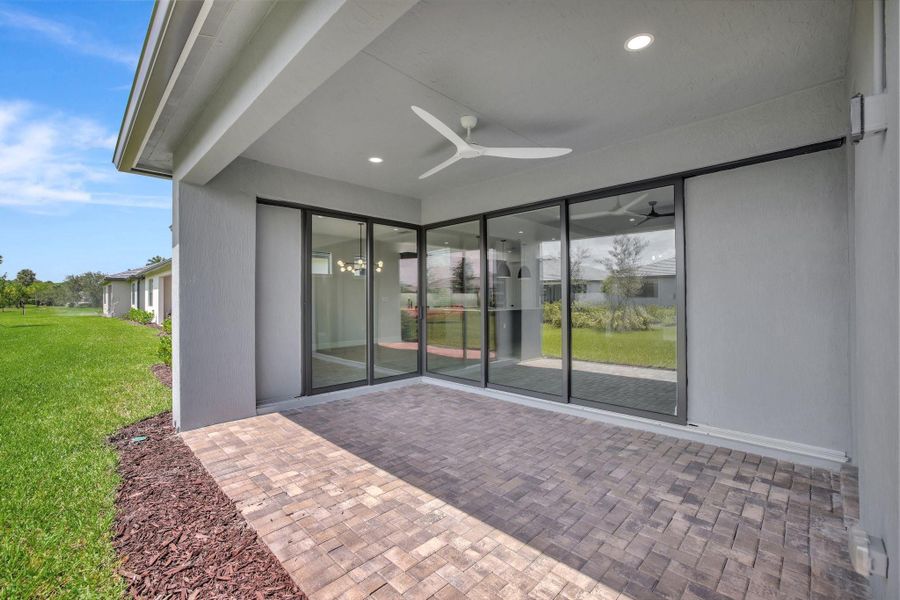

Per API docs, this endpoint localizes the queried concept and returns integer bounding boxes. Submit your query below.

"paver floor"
[182,384,868,600]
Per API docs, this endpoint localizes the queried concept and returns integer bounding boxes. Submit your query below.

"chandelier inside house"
[337,222,383,276]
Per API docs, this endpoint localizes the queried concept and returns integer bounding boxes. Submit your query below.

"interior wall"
[256,204,302,402]
[420,81,846,223]
[685,149,851,452]
[311,236,368,351]
[847,1,900,597]
[373,239,403,343]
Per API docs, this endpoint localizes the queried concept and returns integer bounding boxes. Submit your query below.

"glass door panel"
[568,187,678,415]
[425,220,482,381]
[310,215,368,389]
[487,207,562,397]
[373,224,419,379]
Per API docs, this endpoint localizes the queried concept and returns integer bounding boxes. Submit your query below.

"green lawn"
[542,324,677,369]
[427,312,676,370]
[426,311,487,350]
[0,307,171,598]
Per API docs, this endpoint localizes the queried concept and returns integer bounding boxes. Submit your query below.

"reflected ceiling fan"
[411,105,572,179]
[634,200,675,226]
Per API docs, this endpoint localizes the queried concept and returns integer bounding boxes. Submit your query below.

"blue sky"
[0,1,170,282]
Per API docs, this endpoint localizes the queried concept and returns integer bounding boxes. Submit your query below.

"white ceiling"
[242,0,851,200]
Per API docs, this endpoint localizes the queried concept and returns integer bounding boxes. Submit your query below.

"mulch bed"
[110,412,306,599]
[151,363,172,388]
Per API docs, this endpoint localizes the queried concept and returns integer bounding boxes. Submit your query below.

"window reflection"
[568,187,678,415]
[487,206,562,397]
[426,221,482,381]
[373,224,419,379]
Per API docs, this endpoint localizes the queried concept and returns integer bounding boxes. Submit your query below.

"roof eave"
[113,0,204,177]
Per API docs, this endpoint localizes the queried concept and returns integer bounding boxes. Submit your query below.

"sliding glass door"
[568,186,679,416]
[373,224,420,380]
[310,215,368,390]
[260,183,683,423]
[425,220,482,382]
[486,206,563,398]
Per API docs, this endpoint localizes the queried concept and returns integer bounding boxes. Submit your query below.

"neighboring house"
[101,266,144,318]
[541,256,675,306]
[102,259,172,325]
[141,259,173,326]
[634,257,676,307]
[112,2,899,595]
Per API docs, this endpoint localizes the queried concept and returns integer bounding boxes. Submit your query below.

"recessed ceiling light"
[625,33,654,52]
[368,156,384,164]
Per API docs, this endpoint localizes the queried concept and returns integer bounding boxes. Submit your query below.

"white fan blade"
[411,106,470,151]
[482,146,572,159]
[419,153,463,179]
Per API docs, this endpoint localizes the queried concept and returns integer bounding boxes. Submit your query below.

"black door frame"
[257,199,422,397]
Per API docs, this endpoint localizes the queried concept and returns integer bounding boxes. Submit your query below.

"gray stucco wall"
[256,204,302,403]
[685,149,851,452]
[103,281,131,317]
[174,175,257,430]
[847,2,900,597]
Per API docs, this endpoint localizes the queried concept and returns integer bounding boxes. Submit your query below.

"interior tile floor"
[182,384,868,600]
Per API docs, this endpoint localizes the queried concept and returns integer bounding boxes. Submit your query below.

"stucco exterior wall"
[685,149,851,452]
[256,203,302,403]
[102,281,131,317]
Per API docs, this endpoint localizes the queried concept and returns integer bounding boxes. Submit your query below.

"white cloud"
[0,6,138,67]
[0,101,168,214]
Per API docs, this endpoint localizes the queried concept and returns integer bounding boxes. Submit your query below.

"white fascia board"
[173,0,418,185]
[114,0,205,175]
[132,0,217,171]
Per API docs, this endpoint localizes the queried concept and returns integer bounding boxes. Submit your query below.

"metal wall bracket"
[850,93,889,144]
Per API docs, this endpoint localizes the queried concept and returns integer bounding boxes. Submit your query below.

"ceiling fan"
[411,105,572,179]
[634,200,675,226]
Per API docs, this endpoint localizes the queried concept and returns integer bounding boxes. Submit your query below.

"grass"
[0,306,171,598]
[425,311,486,350]
[542,324,676,369]
[426,311,676,370]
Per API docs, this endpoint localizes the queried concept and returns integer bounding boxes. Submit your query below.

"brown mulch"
[110,412,306,599]
[151,363,172,388]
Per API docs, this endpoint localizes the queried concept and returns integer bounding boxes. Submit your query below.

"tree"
[146,256,165,265]
[569,246,594,295]
[451,256,475,294]
[2,281,26,313]
[63,272,106,307]
[16,268,36,287]
[601,235,648,309]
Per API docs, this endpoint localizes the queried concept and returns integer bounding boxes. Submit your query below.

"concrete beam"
[173,0,417,185]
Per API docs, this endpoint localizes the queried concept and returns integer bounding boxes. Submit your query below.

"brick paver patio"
[182,384,868,600]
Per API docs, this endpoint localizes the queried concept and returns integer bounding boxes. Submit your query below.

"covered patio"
[183,384,867,600]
